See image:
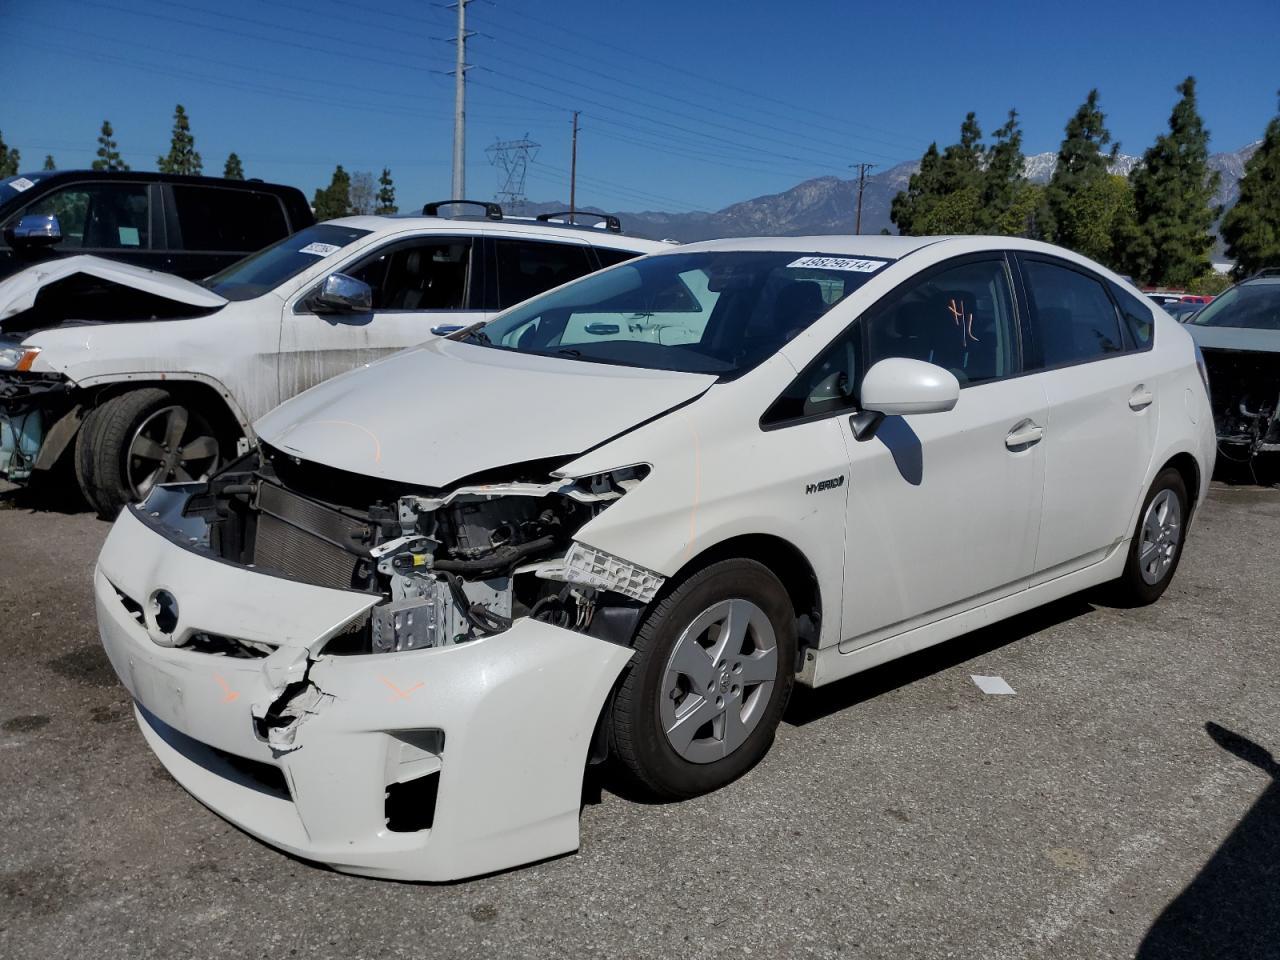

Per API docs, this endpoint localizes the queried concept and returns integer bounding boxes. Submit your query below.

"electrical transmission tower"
[485,135,540,212]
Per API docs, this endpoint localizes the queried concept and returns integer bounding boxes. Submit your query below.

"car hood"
[0,255,226,332]
[254,338,717,488]
[1186,324,1280,353]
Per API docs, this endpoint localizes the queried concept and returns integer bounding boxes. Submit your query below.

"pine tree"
[979,110,1039,235]
[0,131,20,177]
[891,114,986,235]
[92,120,129,172]
[1045,90,1120,252]
[891,142,942,236]
[1221,94,1280,278]
[375,167,398,214]
[1126,77,1221,286]
[157,105,203,176]
[223,152,245,180]
[42,154,56,171]
[313,165,352,220]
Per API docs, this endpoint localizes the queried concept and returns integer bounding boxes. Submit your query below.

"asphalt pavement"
[2,481,1278,959]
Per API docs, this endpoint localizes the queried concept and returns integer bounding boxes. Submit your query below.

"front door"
[833,255,1047,647]
[279,235,485,401]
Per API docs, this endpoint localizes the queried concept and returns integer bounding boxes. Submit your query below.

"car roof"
[670,235,943,257]
[327,214,670,251]
[11,169,304,193]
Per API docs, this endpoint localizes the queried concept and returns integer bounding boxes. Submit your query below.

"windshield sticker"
[299,241,342,257]
[787,255,885,273]
[7,177,36,193]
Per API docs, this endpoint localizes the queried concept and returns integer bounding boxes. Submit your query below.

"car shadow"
[1136,723,1280,959]
[783,594,1096,726]
[0,474,90,515]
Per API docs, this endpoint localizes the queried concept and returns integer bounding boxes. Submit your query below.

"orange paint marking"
[379,676,424,701]
[213,674,239,703]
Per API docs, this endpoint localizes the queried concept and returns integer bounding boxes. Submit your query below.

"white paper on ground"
[971,675,1016,695]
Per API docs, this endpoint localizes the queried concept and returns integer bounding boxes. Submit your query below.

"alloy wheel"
[126,404,220,500]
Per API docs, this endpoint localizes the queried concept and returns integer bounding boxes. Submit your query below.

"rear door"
[279,234,483,400]
[1014,254,1159,583]
[163,184,294,279]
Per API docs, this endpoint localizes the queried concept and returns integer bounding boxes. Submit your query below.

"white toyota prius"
[94,234,1215,881]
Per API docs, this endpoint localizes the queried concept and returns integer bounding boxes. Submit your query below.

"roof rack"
[535,211,622,233]
[422,199,503,220]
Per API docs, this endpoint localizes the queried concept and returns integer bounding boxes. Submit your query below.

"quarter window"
[493,239,596,308]
[592,246,644,268]
[17,183,150,250]
[1110,281,1155,349]
[346,238,473,311]
[1022,259,1124,367]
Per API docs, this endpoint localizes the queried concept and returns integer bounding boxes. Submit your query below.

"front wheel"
[1111,468,1189,605]
[76,388,228,518]
[609,558,796,800]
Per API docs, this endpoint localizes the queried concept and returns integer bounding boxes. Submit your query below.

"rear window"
[173,185,290,252]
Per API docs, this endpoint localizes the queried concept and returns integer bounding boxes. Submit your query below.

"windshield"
[1190,282,1280,331]
[0,174,44,212]
[204,223,371,300]
[468,250,890,377]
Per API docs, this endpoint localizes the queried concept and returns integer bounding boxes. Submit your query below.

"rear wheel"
[609,558,796,800]
[1111,468,1189,605]
[76,388,228,518]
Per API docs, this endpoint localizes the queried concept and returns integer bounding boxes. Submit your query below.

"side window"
[19,183,150,250]
[592,246,643,269]
[173,186,289,252]
[493,239,595,308]
[345,238,472,311]
[1022,259,1124,368]
[864,257,1018,387]
[1110,281,1155,350]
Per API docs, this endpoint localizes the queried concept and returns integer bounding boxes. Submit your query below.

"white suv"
[93,234,1215,881]
[0,203,666,514]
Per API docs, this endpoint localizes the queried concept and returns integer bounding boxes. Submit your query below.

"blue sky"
[2,0,1277,214]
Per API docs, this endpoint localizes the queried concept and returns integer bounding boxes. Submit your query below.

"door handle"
[1129,385,1154,411]
[1005,419,1043,450]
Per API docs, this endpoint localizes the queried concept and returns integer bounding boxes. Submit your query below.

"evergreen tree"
[157,105,203,176]
[1221,94,1280,278]
[313,165,352,220]
[979,110,1040,235]
[0,131,20,177]
[375,167,398,214]
[1125,77,1221,286]
[42,154,56,171]
[891,142,942,235]
[92,120,129,172]
[891,114,986,235]
[1045,90,1119,252]
[223,152,245,180]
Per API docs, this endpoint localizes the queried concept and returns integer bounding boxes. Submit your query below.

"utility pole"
[569,111,580,223]
[852,162,876,235]
[449,0,472,200]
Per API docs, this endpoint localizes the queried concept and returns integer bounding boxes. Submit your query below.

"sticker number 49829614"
[787,255,884,273]
[299,241,342,257]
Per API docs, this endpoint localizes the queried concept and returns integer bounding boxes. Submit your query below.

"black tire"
[609,558,797,800]
[1111,468,1189,606]
[75,388,229,520]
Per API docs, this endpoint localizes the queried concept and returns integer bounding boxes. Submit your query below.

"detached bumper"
[95,507,633,881]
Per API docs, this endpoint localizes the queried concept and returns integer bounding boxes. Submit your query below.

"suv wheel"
[76,389,227,518]
[609,558,796,800]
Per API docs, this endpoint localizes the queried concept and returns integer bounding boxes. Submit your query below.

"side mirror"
[851,357,959,441]
[312,273,372,314]
[4,214,62,255]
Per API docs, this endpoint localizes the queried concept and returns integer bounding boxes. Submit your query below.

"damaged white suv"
[0,202,662,515]
[94,235,1215,881]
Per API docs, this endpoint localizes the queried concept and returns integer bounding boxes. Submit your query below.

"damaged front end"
[1200,348,1280,460]
[0,357,73,483]
[172,444,663,655]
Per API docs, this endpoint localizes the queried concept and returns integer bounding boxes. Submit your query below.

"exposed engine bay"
[1201,348,1280,460]
[154,444,661,656]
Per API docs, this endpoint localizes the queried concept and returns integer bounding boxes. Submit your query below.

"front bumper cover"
[95,506,634,881]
